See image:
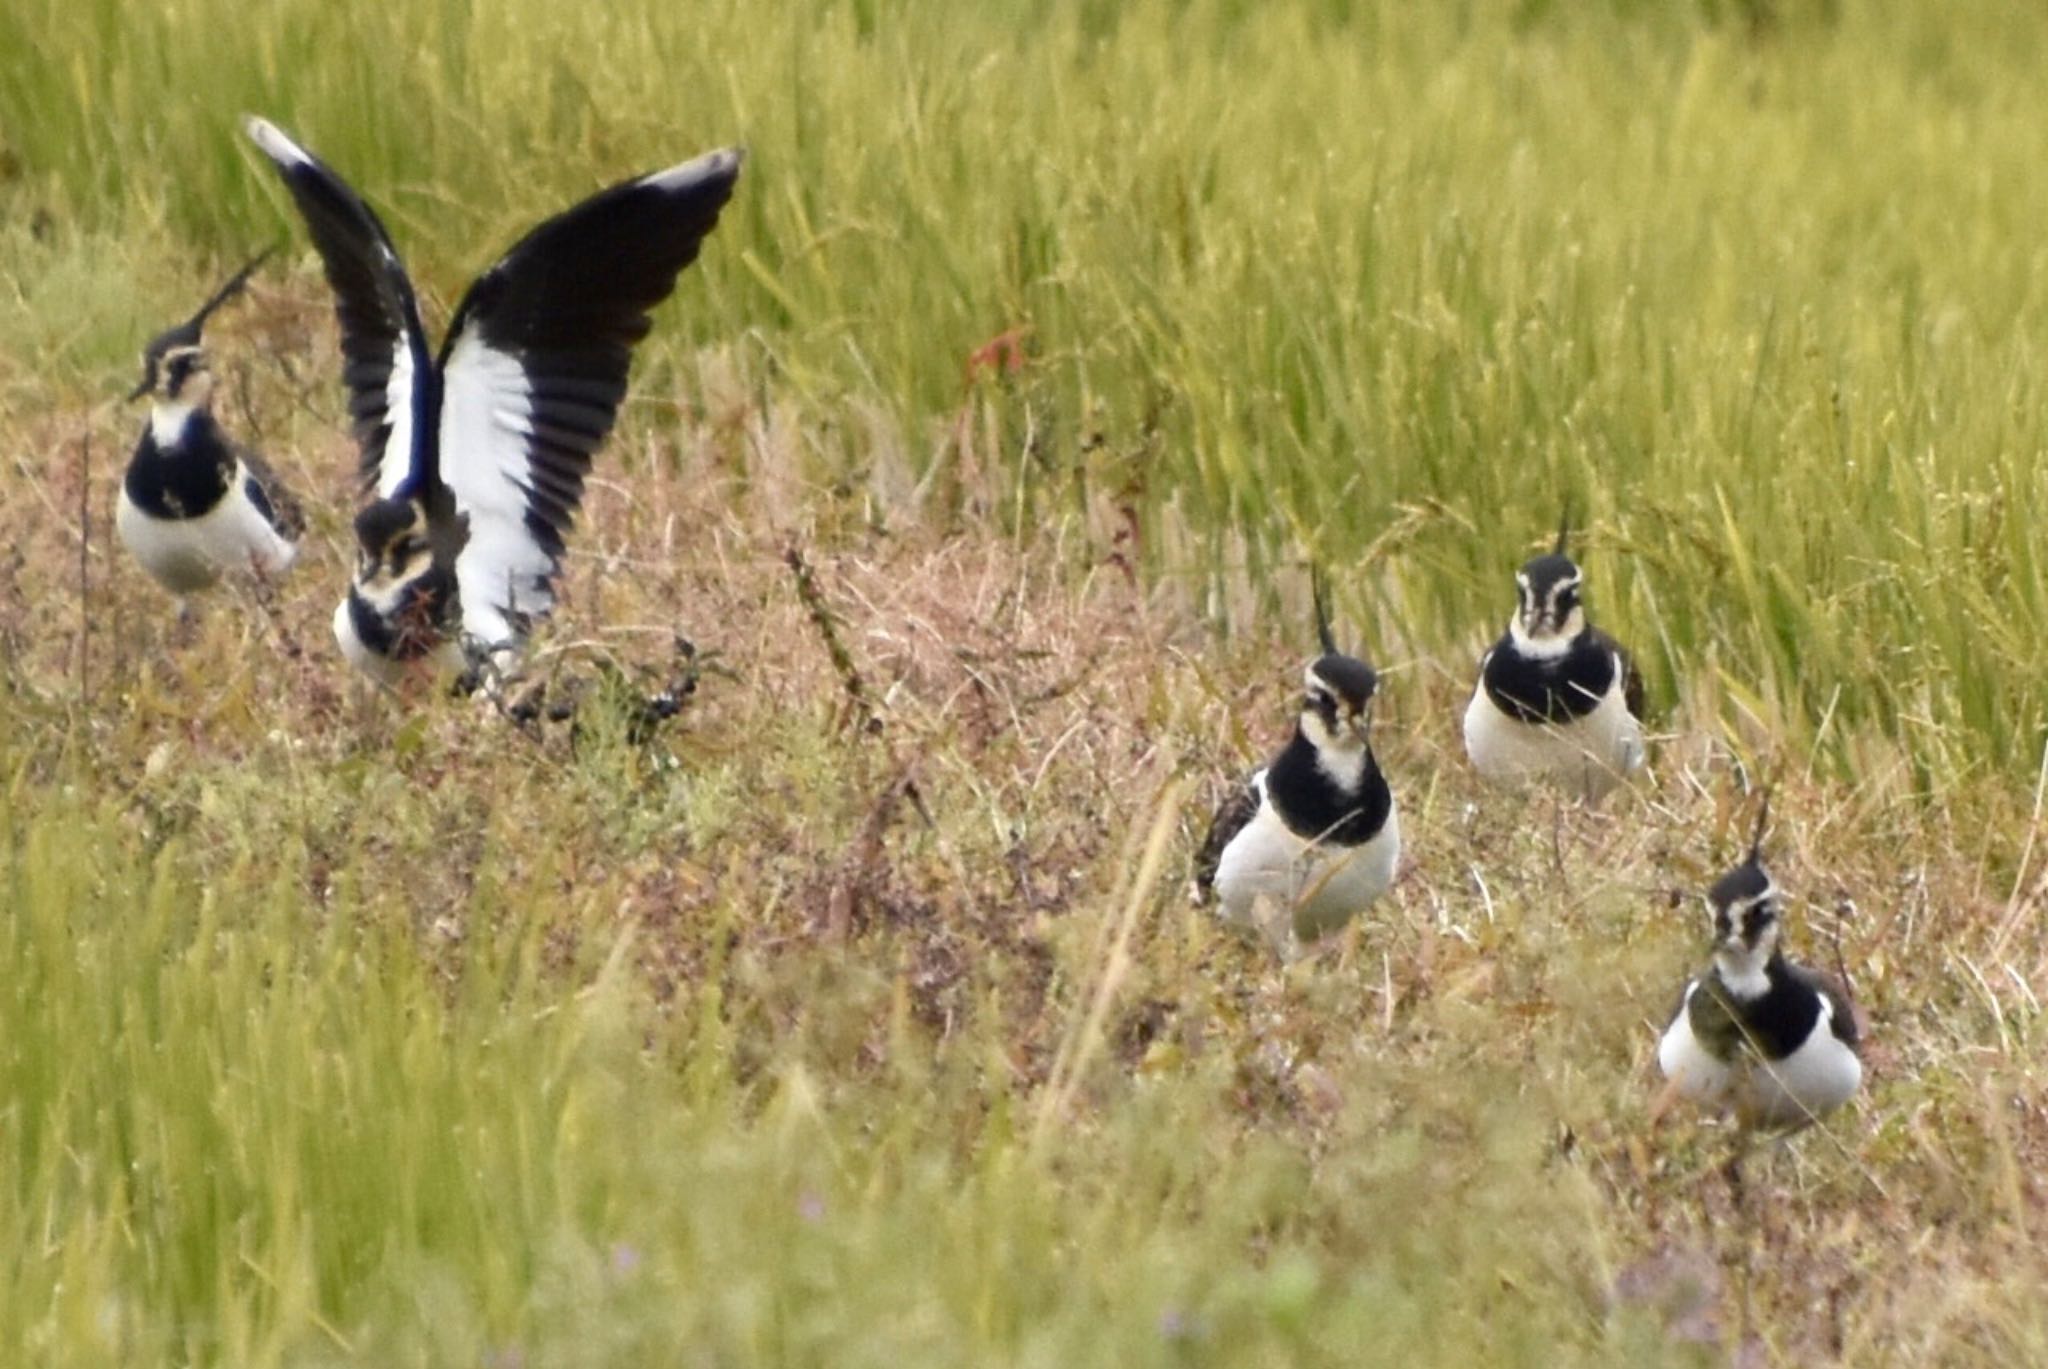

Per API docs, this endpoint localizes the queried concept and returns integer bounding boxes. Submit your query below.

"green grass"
[2,0,2048,1362]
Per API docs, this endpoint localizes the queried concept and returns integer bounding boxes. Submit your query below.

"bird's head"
[352,497,435,591]
[126,249,272,405]
[1707,853,1782,988]
[1510,552,1586,655]
[1300,653,1378,754]
[131,337,213,408]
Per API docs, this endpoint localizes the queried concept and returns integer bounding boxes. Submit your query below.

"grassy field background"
[2,0,2047,1363]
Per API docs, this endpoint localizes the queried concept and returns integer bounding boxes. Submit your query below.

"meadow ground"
[3,0,2048,1364]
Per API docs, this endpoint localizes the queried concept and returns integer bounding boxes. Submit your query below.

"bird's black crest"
[1309,653,1377,709]
[1553,503,1572,557]
[130,249,274,399]
[1517,551,1581,597]
[1708,856,1772,910]
[142,249,274,362]
[1748,790,1772,866]
[353,497,420,556]
[1310,563,1338,658]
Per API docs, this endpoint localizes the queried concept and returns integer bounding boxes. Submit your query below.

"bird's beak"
[1347,709,1371,743]
[125,376,151,403]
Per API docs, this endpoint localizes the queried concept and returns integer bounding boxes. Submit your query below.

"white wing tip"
[644,146,745,192]
[242,115,310,167]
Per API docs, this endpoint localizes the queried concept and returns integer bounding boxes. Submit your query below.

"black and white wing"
[1592,628,1647,722]
[234,442,306,541]
[1193,773,1263,903]
[434,147,744,648]
[243,116,434,501]
[1787,964,1863,1052]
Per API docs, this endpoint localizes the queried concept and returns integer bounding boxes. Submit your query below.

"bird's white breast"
[332,592,466,687]
[1739,999,1863,1129]
[1657,981,1734,1101]
[1462,670,1642,801]
[1655,981,1862,1129]
[150,403,196,450]
[1212,774,1399,954]
[117,465,297,596]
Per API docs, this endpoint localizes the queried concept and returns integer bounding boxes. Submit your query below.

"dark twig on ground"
[785,543,878,734]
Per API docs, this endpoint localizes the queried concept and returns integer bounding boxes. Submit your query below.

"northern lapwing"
[243,116,742,687]
[118,251,303,597]
[1657,802,1863,1133]
[1194,572,1400,958]
[1463,515,1645,800]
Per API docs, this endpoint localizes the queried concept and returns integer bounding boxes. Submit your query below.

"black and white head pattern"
[1706,855,1782,995]
[1299,652,1377,756]
[1510,553,1586,655]
[1479,549,1639,729]
[127,250,271,405]
[244,116,743,671]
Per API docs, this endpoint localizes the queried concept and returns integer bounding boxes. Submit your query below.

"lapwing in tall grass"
[119,251,303,598]
[1657,801,1863,1134]
[243,116,742,687]
[1463,514,1644,801]
[1194,571,1400,959]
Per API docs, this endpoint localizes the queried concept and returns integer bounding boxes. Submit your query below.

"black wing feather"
[1193,779,1261,901]
[1593,628,1647,723]
[244,117,435,497]
[1785,963,1862,1052]
[235,443,305,539]
[436,149,742,555]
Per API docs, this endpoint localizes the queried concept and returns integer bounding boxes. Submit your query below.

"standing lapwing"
[1194,571,1400,959]
[119,251,303,598]
[1463,515,1644,800]
[243,116,742,687]
[1657,801,1864,1133]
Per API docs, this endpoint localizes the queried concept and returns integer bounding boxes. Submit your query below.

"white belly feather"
[117,468,297,596]
[1213,773,1399,952]
[1657,982,1735,1101]
[1656,980,1863,1129]
[1463,677,1643,801]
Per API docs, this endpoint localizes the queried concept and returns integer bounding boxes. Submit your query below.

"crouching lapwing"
[243,116,742,687]
[1463,516,1644,801]
[1657,803,1864,1134]
[1194,573,1400,960]
[119,251,303,598]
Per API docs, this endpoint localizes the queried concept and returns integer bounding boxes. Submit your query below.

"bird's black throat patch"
[1481,631,1617,724]
[1263,730,1391,846]
[124,416,233,521]
[1686,954,1847,1062]
[347,568,459,661]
